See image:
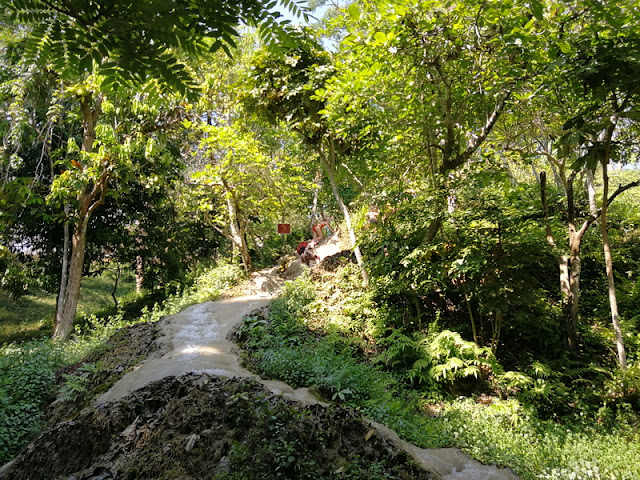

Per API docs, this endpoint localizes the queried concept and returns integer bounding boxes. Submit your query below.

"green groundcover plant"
[237,272,640,480]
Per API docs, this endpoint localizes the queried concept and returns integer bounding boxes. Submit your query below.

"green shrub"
[281,270,316,318]
[256,342,388,404]
[439,398,640,480]
[0,339,65,462]
[604,362,640,401]
[190,262,246,304]
[1,262,29,299]
[427,330,502,383]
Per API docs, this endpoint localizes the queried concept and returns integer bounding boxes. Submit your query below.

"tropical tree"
[246,32,369,281]
[3,0,308,339]
[188,121,310,272]
[321,0,550,243]
[552,0,640,364]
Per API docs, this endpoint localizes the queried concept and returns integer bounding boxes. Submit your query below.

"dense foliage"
[2,0,640,476]
[237,270,640,479]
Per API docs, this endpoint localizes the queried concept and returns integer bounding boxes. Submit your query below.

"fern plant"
[426,330,502,384]
[374,329,424,369]
[54,362,98,405]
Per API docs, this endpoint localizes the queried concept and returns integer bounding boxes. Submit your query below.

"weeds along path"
[94,249,518,480]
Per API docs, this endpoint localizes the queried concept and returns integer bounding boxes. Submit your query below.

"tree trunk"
[54,221,88,339]
[55,206,71,330]
[310,165,323,228]
[565,245,582,351]
[491,311,502,354]
[318,140,368,284]
[548,159,565,193]
[111,266,121,309]
[530,165,540,185]
[586,169,598,216]
[541,171,581,349]
[135,255,144,293]
[53,93,107,340]
[600,161,627,370]
[221,177,252,272]
[464,292,478,345]
[501,155,517,186]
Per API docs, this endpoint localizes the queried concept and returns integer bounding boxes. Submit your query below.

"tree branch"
[540,171,556,247]
[575,179,640,241]
[445,90,512,171]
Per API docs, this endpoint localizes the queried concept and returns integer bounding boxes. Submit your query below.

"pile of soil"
[1,374,433,480]
[317,250,357,272]
[47,321,170,424]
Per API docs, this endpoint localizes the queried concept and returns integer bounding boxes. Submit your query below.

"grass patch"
[0,269,136,345]
[0,291,56,343]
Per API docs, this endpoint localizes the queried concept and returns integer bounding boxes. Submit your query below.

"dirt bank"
[1,374,433,480]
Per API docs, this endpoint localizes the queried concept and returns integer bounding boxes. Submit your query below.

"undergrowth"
[237,268,640,480]
[0,261,244,464]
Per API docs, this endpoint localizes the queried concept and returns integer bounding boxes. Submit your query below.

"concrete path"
[96,273,322,407]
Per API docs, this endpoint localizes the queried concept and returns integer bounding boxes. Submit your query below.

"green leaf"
[348,3,360,21]
[530,0,544,21]
[374,31,387,44]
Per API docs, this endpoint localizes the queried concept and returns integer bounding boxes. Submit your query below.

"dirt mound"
[47,321,171,425]
[1,374,433,480]
[317,250,356,272]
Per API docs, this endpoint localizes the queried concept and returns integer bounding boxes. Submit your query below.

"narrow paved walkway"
[96,251,518,480]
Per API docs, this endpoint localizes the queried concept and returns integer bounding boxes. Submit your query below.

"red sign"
[277,224,291,234]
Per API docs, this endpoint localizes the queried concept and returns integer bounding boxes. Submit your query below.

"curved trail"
[96,275,323,408]
[97,241,518,480]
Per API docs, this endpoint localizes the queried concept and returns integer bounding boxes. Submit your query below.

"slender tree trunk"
[600,161,627,370]
[111,266,121,309]
[530,165,540,185]
[566,243,582,350]
[135,254,144,293]
[541,171,581,349]
[53,93,107,340]
[310,165,323,228]
[547,159,565,193]
[491,311,502,354]
[221,177,252,272]
[558,250,581,351]
[501,155,517,186]
[464,292,478,345]
[318,140,368,284]
[586,169,598,216]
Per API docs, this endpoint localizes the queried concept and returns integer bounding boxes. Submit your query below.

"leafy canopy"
[5,0,309,96]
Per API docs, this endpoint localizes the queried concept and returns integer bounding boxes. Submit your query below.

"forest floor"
[0,238,518,480]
